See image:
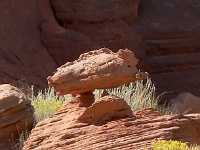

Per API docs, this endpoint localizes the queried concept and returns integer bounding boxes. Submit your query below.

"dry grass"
[95,78,174,115]
[12,87,71,150]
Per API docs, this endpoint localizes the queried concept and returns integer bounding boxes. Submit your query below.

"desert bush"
[146,140,200,150]
[32,87,71,123]
[107,78,159,112]
[94,78,176,115]
[12,87,70,150]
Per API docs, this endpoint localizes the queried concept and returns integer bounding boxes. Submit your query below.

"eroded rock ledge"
[24,96,200,150]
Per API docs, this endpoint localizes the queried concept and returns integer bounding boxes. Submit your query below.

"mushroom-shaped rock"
[78,95,134,123]
[48,48,148,96]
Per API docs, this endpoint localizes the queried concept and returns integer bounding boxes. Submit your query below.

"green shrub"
[32,87,71,123]
[95,78,173,114]
[12,87,70,150]
[146,140,200,150]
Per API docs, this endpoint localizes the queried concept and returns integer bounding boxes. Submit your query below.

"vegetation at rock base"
[11,87,71,150]
[108,77,160,112]
[95,77,174,115]
[32,77,174,123]
[145,140,200,150]
[32,87,71,123]
[16,78,179,149]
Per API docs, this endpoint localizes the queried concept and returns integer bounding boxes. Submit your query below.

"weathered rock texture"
[170,92,200,114]
[24,96,200,150]
[0,84,34,150]
[48,48,148,95]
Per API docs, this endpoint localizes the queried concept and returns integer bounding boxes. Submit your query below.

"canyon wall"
[0,0,200,100]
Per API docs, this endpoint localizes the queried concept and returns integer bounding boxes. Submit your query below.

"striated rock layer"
[0,84,34,150]
[24,96,200,150]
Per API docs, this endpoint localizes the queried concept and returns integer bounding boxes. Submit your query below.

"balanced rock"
[48,48,148,96]
[77,95,134,123]
[0,84,34,150]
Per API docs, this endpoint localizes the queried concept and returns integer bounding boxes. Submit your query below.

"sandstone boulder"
[0,84,34,150]
[24,96,200,150]
[170,92,200,114]
[48,48,148,96]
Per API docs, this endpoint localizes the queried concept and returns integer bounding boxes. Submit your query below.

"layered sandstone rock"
[48,48,148,95]
[24,96,200,150]
[0,84,34,150]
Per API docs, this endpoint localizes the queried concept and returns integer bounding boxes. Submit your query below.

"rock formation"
[0,84,34,150]
[47,48,148,108]
[24,48,200,149]
[24,96,200,150]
